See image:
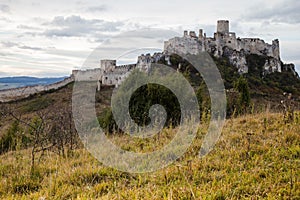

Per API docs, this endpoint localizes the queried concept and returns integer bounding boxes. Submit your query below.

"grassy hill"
[0,112,299,199]
[0,54,299,199]
[167,54,300,114]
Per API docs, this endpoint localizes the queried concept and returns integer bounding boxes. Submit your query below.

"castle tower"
[272,39,280,60]
[101,60,116,72]
[217,20,229,34]
[199,29,203,39]
[184,30,188,37]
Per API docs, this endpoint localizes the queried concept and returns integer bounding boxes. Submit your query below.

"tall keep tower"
[217,20,229,34]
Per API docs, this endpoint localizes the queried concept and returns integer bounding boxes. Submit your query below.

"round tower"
[217,20,229,34]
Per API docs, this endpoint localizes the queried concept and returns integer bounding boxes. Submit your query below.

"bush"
[0,121,23,154]
[128,83,181,127]
[234,76,251,114]
[98,108,118,134]
[21,96,54,112]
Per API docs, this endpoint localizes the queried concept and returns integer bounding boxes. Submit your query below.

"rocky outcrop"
[223,47,248,74]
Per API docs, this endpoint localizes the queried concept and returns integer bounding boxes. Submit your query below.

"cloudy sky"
[0,0,299,77]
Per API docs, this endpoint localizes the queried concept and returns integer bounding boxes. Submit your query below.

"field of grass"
[0,112,299,199]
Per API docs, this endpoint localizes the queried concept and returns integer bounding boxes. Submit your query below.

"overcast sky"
[0,0,299,77]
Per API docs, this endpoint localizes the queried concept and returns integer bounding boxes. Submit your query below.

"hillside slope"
[0,112,299,199]
[167,54,300,113]
[0,55,299,199]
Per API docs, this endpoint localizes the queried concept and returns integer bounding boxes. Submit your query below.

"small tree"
[0,121,22,154]
[0,105,52,173]
[27,112,54,174]
[234,76,251,114]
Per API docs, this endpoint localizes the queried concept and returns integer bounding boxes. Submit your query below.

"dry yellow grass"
[0,112,299,199]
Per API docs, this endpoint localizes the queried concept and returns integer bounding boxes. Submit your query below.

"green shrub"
[0,121,23,154]
[21,96,54,112]
[234,76,251,114]
[98,108,118,134]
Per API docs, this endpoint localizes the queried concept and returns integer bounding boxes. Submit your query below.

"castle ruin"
[1,20,298,102]
[164,20,282,74]
[71,52,164,90]
[72,20,292,89]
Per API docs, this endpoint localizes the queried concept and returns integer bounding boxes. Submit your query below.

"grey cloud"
[17,25,41,30]
[88,33,113,43]
[0,4,9,13]
[86,5,108,12]
[0,17,11,22]
[45,48,90,59]
[0,52,8,56]
[43,29,76,37]
[243,0,300,24]
[1,41,43,51]
[1,41,18,48]
[44,15,102,27]
[117,29,180,39]
[19,45,43,51]
[42,15,124,37]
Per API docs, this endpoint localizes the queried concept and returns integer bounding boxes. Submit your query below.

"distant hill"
[0,76,67,90]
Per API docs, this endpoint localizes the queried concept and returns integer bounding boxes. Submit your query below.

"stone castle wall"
[164,37,201,55]
[0,77,74,102]
[72,68,102,81]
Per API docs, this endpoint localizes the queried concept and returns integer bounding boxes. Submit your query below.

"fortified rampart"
[71,52,165,89]
[0,77,74,102]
